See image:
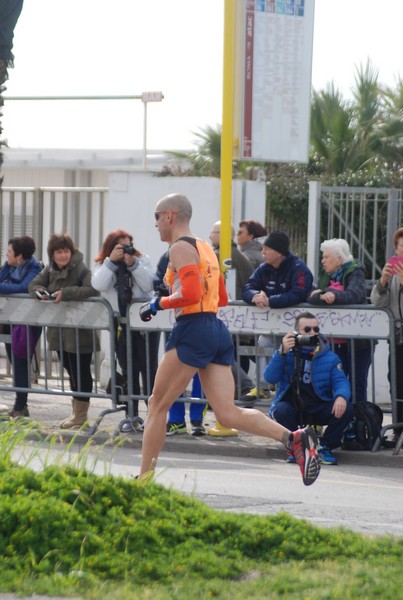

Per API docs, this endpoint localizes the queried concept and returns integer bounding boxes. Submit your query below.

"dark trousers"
[116,327,160,416]
[5,343,30,411]
[56,351,93,403]
[333,342,372,404]
[389,343,403,423]
[272,391,354,449]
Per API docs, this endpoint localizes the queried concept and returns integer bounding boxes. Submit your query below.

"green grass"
[0,420,402,599]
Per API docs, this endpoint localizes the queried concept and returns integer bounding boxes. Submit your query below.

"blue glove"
[139,296,161,322]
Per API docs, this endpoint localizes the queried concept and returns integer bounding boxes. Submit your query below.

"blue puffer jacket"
[264,336,351,417]
[242,252,313,307]
[0,256,42,294]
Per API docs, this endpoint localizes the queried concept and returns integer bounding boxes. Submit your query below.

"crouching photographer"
[264,311,352,465]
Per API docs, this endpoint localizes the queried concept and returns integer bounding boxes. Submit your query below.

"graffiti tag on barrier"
[129,302,392,339]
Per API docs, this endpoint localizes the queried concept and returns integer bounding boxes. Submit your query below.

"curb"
[19,421,403,470]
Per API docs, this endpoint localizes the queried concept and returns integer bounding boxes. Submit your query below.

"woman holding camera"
[0,236,42,418]
[29,233,99,428]
[92,230,159,418]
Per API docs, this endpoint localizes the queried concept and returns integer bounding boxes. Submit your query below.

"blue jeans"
[168,373,206,424]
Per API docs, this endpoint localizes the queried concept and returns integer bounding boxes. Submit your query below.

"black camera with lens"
[122,243,136,256]
[293,332,319,347]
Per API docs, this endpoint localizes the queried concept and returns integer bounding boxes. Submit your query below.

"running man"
[138,193,320,485]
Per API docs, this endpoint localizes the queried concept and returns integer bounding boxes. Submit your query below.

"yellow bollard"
[208,419,238,437]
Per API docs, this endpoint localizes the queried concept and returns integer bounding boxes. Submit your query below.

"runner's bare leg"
[140,349,196,475]
[198,363,290,443]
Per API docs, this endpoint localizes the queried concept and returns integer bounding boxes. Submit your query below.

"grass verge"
[0,420,402,599]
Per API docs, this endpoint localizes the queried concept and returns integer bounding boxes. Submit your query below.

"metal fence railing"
[0,296,401,448]
[0,186,108,268]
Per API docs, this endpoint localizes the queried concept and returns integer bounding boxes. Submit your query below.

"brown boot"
[60,399,89,429]
[60,398,74,428]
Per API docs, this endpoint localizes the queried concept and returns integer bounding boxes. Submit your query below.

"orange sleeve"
[159,265,201,309]
[218,273,228,307]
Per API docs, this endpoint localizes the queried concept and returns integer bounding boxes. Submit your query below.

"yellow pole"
[219,0,235,275]
[208,0,238,437]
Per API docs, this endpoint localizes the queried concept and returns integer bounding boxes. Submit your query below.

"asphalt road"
[14,441,403,538]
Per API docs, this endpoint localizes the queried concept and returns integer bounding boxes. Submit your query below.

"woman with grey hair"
[308,239,371,432]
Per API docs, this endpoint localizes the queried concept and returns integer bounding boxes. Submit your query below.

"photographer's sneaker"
[290,426,320,486]
[317,444,337,465]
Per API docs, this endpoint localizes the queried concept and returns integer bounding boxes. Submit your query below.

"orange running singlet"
[164,237,222,318]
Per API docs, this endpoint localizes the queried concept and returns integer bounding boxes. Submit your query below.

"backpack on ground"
[352,401,383,451]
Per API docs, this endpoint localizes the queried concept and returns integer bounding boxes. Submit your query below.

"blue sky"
[2,0,402,151]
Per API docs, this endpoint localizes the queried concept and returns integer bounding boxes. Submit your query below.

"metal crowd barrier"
[0,295,127,433]
[128,301,401,451]
[1,296,402,448]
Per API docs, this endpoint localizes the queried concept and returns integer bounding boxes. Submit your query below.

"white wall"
[107,171,266,269]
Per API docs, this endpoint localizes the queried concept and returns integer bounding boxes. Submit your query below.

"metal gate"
[0,186,108,267]
[307,182,402,285]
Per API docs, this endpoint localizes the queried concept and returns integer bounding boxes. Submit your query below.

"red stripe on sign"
[243,1,255,158]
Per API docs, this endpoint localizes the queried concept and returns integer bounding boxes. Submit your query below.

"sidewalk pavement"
[0,389,402,469]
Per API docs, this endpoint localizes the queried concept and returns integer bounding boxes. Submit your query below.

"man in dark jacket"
[241,231,313,403]
[265,312,352,465]
[209,220,256,398]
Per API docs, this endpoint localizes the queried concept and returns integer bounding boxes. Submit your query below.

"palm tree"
[310,60,403,175]
[310,83,355,175]
[167,124,222,177]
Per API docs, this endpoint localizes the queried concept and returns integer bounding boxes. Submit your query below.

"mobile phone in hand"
[35,290,56,301]
[389,256,403,273]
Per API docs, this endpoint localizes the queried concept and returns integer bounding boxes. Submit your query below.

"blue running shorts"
[165,312,234,369]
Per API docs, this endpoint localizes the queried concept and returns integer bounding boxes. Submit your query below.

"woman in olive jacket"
[29,234,100,429]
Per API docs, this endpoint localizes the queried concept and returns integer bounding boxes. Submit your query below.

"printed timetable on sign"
[239,0,315,163]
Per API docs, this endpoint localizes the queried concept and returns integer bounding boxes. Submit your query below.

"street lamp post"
[2,92,164,169]
[141,91,164,169]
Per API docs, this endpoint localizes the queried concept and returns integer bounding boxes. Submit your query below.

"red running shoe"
[290,426,320,486]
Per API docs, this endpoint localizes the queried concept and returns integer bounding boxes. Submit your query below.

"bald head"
[157,193,192,223]
[212,220,236,238]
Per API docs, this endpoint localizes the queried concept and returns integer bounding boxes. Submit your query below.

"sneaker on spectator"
[190,420,206,436]
[239,386,270,405]
[317,444,338,465]
[290,426,320,486]
[166,422,187,436]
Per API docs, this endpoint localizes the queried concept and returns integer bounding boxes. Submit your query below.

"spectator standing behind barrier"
[210,220,253,299]
[137,193,320,486]
[242,231,313,404]
[209,220,256,397]
[0,236,42,417]
[29,234,99,429]
[236,219,267,268]
[265,312,352,466]
[307,238,371,409]
[154,251,207,436]
[91,229,159,419]
[370,227,403,442]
